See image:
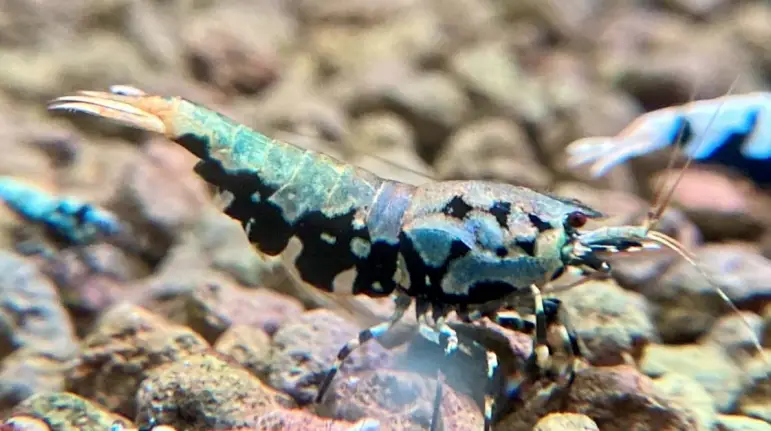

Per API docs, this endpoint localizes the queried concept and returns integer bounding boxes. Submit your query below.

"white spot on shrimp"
[395,253,410,289]
[350,237,371,259]
[353,208,367,230]
[321,232,336,245]
[245,218,255,237]
[109,85,146,96]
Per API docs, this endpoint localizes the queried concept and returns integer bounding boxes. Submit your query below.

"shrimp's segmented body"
[565,93,771,183]
[47,86,760,430]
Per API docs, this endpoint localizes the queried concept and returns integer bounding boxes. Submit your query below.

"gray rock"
[641,343,745,412]
[268,309,390,404]
[554,279,658,366]
[652,372,716,431]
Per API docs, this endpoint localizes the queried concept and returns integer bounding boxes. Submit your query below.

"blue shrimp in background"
[565,93,771,185]
[0,176,132,266]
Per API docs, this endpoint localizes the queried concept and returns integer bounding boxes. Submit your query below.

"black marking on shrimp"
[400,232,471,301]
[442,196,474,220]
[527,214,552,232]
[515,238,536,256]
[467,281,526,304]
[549,266,565,281]
[226,195,399,296]
[489,201,511,229]
[180,133,401,296]
[399,233,537,305]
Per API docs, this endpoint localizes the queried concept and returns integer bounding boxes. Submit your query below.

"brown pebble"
[534,413,599,431]
[66,303,210,417]
[2,416,51,431]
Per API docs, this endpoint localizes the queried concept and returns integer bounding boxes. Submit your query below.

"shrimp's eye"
[567,211,587,228]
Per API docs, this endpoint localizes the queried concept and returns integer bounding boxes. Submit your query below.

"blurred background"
[0,0,770,430]
[1,0,770,191]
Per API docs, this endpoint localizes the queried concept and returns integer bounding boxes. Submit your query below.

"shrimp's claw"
[47,85,172,135]
[564,137,621,176]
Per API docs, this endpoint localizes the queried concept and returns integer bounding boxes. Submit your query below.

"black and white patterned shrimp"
[46,86,764,431]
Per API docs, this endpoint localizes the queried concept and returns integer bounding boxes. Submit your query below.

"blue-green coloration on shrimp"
[49,86,736,431]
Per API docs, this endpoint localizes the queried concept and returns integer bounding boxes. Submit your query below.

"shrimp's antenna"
[642,75,765,363]
[646,76,741,231]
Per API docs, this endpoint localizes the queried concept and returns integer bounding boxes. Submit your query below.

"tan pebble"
[3,416,51,431]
